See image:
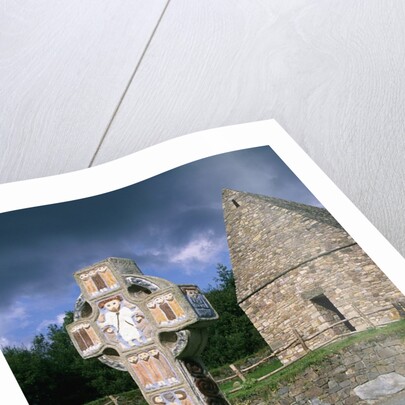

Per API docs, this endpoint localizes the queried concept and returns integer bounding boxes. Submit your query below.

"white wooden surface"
[0,0,167,181]
[2,0,405,258]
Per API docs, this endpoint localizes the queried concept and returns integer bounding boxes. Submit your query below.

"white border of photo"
[1,119,404,404]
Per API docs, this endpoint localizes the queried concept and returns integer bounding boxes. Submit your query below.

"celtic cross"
[67,257,230,405]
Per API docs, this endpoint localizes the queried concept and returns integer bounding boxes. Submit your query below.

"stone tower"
[222,189,404,364]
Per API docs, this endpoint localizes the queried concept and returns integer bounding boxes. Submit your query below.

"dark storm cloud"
[0,146,317,321]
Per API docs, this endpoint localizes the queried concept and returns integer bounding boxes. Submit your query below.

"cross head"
[66,257,230,405]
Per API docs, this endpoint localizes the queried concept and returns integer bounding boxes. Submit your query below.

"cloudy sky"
[0,146,320,347]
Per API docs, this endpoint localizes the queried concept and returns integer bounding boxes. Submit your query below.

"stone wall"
[242,243,403,363]
[222,189,405,364]
[222,189,351,303]
[259,330,405,405]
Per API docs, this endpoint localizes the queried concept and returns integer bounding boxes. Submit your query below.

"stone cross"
[67,257,230,405]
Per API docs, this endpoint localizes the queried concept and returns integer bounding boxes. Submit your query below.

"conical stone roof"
[222,189,355,303]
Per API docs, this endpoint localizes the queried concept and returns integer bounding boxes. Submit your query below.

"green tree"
[3,312,136,405]
[3,344,54,404]
[201,264,267,368]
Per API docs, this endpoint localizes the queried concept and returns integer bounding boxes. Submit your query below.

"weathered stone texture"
[222,189,404,364]
[259,333,405,404]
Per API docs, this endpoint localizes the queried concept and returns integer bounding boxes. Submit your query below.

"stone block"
[344,396,360,405]
[354,361,366,371]
[376,347,398,359]
[328,379,338,390]
[355,375,369,385]
[395,365,405,375]
[332,365,346,374]
[334,374,347,383]
[354,372,405,400]
[277,386,289,396]
[304,386,323,397]
[338,380,351,389]
[376,364,395,374]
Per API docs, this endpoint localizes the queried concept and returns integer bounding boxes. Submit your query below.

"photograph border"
[1,119,404,404]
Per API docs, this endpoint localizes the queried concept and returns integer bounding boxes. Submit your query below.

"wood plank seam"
[88,0,172,167]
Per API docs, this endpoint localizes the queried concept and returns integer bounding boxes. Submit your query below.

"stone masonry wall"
[242,244,403,364]
[222,189,353,303]
[222,189,405,365]
[261,329,405,405]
